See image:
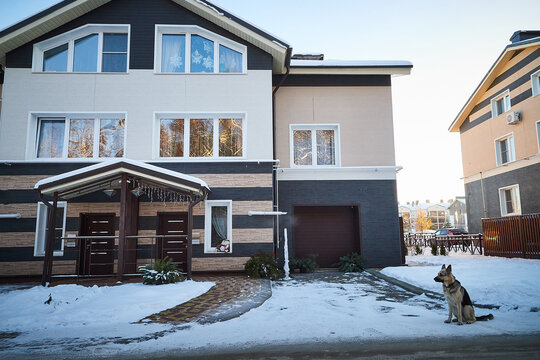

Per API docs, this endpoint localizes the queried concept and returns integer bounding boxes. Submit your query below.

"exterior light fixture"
[131,187,143,197]
[103,189,116,197]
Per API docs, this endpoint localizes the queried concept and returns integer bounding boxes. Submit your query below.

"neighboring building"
[0,0,411,278]
[449,30,540,233]
[447,197,467,229]
[398,198,467,232]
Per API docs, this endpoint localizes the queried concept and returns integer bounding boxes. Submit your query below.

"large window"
[494,133,515,166]
[36,116,125,159]
[498,185,521,216]
[33,24,129,73]
[155,25,246,74]
[290,125,339,167]
[34,202,67,256]
[490,90,511,117]
[204,200,232,253]
[157,114,244,159]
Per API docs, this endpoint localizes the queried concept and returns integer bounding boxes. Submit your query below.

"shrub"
[244,253,284,280]
[439,244,447,256]
[289,254,319,273]
[138,257,184,285]
[335,253,365,273]
[414,245,423,255]
[431,244,438,256]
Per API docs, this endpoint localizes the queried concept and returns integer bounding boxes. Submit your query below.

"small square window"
[495,134,515,166]
[291,125,339,167]
[498,185,521,216]
[491,90,511,117]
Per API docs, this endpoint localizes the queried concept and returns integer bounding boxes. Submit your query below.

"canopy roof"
[34,158,210,199]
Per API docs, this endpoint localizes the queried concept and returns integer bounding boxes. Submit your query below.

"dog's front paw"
[466,321,473,324]
[457,322,463,325]
[444,319,451,324]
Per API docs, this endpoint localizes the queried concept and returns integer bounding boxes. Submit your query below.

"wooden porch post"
[41,192,58,286]
[117,173,128,281]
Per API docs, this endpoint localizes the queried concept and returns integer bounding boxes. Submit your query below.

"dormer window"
[33,24,130,73]
[155,25,246,74]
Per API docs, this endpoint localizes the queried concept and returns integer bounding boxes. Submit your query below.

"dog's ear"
[447,265,452,273]
[441,264,446,270]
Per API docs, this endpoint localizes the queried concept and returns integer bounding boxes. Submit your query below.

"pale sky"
[2,0,540,204]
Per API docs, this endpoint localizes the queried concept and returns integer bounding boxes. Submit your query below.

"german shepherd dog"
[434,264,493,325]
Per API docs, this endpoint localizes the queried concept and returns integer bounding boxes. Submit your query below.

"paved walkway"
[142,275,271,325]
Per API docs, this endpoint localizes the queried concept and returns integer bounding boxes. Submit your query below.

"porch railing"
[51,234,193,279]
[404,233,483,255]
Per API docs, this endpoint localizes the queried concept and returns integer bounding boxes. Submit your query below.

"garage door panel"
[293,206,359,268]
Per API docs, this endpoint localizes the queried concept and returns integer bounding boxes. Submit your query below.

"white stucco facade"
[0,68,273,161]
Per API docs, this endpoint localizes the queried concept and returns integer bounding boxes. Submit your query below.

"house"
[449,30,540,234]
[447,197,467,229]
[398,198,467,233]
[0,0,412,280]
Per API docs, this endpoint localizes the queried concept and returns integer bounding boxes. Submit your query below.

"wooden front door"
[79,213,116,275]
[157,213,188,273]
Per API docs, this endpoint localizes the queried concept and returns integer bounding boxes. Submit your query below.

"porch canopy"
[35,159,210,285]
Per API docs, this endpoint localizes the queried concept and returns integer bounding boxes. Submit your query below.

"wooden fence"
[482,213,540,259]
[404,233,483,255]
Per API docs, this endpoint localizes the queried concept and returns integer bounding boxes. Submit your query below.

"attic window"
[155,25,246,74]
[33,24,130,73]
[490,90,511,117]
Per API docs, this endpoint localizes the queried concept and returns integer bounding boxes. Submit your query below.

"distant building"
[449,30,540,233]
[398,198,466,232]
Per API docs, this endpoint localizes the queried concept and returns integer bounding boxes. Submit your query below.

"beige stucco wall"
[275,86,396,168]
[460,94,540,178]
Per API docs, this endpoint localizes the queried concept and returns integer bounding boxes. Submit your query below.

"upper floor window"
[156,113,245,159]
[36,115,125,159]
[494,133,515,166]
[532,69,540,97]
[290,125,340,167]
[155,25,246,74]
[536,120,540,153]
[490,90,511,117]
[498,185,521,216]
[33,24,130,73]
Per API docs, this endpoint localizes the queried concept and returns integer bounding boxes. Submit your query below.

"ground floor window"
[498,185,521,216]
[204,200,232,253]
[34,201,67,256]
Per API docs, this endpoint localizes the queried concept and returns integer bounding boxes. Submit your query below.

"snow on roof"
[290,59,413,68]
[34,158,209,190]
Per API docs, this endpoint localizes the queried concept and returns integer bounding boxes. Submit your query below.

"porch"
[34,159,210,285]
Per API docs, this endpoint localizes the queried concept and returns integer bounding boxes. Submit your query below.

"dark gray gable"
[6,0,272,70]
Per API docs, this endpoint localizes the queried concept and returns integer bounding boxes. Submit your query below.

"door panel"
[79,213,115,275]
[157,213,188,273]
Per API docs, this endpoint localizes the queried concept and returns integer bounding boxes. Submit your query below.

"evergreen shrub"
[244,253,284,280]
[335,253,365,273]
[289,254,319,273]
[138,257,184,285]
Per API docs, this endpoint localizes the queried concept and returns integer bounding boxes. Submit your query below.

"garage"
[293,205,360,268]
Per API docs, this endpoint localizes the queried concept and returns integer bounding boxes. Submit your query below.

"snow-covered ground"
[1,253,539,357]
[382,252,540,310]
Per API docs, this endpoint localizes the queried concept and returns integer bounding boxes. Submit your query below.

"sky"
[1,0,539,204]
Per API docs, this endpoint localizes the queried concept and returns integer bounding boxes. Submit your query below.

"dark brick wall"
[465,162,540,233]
[277,180,402,268]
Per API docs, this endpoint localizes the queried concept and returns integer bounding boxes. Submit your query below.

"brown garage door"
[293,206,359,268]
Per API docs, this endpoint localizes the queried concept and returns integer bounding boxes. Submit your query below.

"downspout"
[272,47,292,260]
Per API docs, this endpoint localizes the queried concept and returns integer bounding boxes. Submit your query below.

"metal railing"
[482,213,540,259]
[404,233,483,255]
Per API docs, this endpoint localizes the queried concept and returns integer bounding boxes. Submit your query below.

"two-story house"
[449,30,540,233]
[0,0,411,279]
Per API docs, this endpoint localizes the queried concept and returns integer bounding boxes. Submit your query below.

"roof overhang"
[289,60,413,76]
[449,38,540,132]
[0,0,290,73]
[34,158,210,199]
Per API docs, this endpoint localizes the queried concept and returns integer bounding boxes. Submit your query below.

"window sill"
[496,159,516,167]
[34,252,64,257]
[204,248,232,254]
[154,72,247,75]
[32,71,129,75]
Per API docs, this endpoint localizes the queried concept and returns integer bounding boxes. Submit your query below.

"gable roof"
[449,34,540,132]
[0,0,290,73]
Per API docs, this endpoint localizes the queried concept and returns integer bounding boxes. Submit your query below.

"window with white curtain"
[155,25,246,74]
[204,200,232,253]
[34,202,67,256]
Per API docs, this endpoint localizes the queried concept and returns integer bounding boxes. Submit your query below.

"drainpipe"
[0,214,21,219]
[271,47,292,260]
[480,171,487,219]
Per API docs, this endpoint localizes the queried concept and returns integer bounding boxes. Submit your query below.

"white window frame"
[153,112,246,160]
[34,201,67,256]
[289,124,341,168]
[490,89,511,118]
[32,24,130,73]
[28,112,127,161]
[154,25,247,74]
[204,200,233,253]
[494,132,515,166]
[536,120,540,153]
[531,69,540,97]
[498,184,521,216]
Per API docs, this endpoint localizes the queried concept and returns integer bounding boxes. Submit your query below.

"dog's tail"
[475,314,494,321]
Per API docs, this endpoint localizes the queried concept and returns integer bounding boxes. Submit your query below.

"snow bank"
[0,281,214,332]
[381,253,540,310]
